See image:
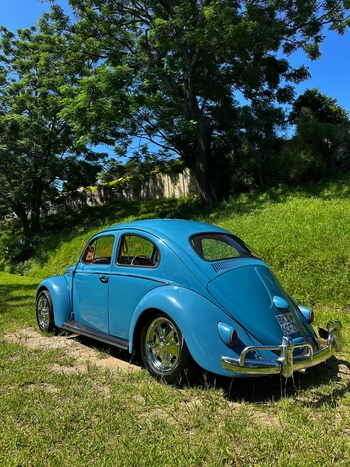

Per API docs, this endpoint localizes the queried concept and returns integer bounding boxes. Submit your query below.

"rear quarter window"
[190,233,257,262]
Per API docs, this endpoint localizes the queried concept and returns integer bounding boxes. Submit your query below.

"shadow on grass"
[0,283,37,312]
[41,197,205,234]
[0,280,38,330]
[217,356,349,404]
[67,334,347,405]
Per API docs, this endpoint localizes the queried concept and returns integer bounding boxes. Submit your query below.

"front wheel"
[36,290,55,333]
[140,312,194,385]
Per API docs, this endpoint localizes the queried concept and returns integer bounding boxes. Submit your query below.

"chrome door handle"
[99,276,109,284]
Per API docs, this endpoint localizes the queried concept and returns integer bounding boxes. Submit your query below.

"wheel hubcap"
[37,296,50,330]
[145,317,180,373]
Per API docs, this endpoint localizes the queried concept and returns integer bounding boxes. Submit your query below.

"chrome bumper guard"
[221,320,343,378]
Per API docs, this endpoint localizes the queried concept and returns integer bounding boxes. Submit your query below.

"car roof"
[100,219,263,286]
[102,218,229,240]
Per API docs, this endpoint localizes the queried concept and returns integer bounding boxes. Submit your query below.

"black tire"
[36,289,55,333]
[140,312,194,385]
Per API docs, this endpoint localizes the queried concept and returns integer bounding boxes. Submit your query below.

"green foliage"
[97,159,127,184]
[284,89,350,182]
[1,1,350,229]
[0,15,106,238]
[57,0,350,205]
[291,88,349,125]
[3,237,38,263]
[61,157,105,192]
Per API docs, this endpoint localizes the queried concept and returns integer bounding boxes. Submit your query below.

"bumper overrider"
[221,320,343,378]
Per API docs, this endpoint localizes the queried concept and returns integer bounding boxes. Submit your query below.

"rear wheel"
[140,312,194,384]
[36,290,55,333]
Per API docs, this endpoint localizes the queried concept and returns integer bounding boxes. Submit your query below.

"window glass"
[82,235,115,265]
[117,235,159,267]
[201,237,240,261]
[190,233,257,262]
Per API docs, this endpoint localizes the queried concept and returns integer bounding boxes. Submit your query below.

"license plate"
[275,313,299,335]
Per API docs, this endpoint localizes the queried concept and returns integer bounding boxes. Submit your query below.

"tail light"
[298,305,314,324]
[218,322,238,348]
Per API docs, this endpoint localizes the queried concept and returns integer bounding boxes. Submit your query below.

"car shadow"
[200,356,350,403]
[66,334,141,366]
[63,333,348,404]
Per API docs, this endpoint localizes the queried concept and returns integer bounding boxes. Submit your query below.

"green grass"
[0,273,38,331]
[0,335,349,466]
[1,178,350,466]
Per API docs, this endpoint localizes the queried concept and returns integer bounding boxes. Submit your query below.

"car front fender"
[36,276,72,328]
[129,285,255,377]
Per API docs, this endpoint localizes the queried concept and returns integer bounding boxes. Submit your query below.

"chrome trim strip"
[221,319,342,377]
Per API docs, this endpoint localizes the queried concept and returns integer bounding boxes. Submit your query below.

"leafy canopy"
[60,0,350,204]
[0,15,106,237]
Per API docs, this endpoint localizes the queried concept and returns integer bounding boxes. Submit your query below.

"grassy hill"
[0,179,350,466]
[3,177,350,310]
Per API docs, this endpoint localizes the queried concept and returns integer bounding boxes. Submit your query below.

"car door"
[72,234,116,333]
[108,232,163,339]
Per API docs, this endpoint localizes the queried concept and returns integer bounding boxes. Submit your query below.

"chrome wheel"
[36,290,54,333]
[140,313,193,384]
[145,316,180,372]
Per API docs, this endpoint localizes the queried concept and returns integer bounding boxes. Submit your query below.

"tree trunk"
[12,203,31,238]
[194,155,214,207]
[30,179,44,236]
[193,117,215,207]
[30,207,41,237]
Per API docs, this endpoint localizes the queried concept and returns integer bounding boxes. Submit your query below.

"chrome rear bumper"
[221,320,343,378]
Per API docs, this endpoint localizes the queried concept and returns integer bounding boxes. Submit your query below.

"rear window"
[190,233,258,262]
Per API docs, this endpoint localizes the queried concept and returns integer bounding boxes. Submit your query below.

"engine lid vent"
[212,260,237,273]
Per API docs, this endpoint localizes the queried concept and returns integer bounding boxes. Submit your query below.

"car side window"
[117,234,159,267]
[82,235,115,265]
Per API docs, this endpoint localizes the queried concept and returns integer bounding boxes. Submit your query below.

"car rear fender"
[129,285,255,376]
[36,276,72,328]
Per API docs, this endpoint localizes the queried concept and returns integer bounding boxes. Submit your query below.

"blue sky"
[1,0,350,114]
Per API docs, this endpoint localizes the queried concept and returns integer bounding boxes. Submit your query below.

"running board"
[61,320,129,351]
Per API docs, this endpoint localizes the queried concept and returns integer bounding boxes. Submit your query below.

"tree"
[55,0,350,205]
[61,157,104,192]
[236,101,287,188]
[0,16,105,237]
[284,89,350,181]
[291,88,348,125]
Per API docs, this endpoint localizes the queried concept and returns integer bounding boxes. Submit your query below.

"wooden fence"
[48,169,196,214]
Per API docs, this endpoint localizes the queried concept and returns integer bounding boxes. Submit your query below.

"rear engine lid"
[207,263,312,345]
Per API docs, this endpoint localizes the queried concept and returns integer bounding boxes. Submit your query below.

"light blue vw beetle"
[36,219,342,384]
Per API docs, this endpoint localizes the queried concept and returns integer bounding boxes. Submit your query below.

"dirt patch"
[2,328,140,375]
